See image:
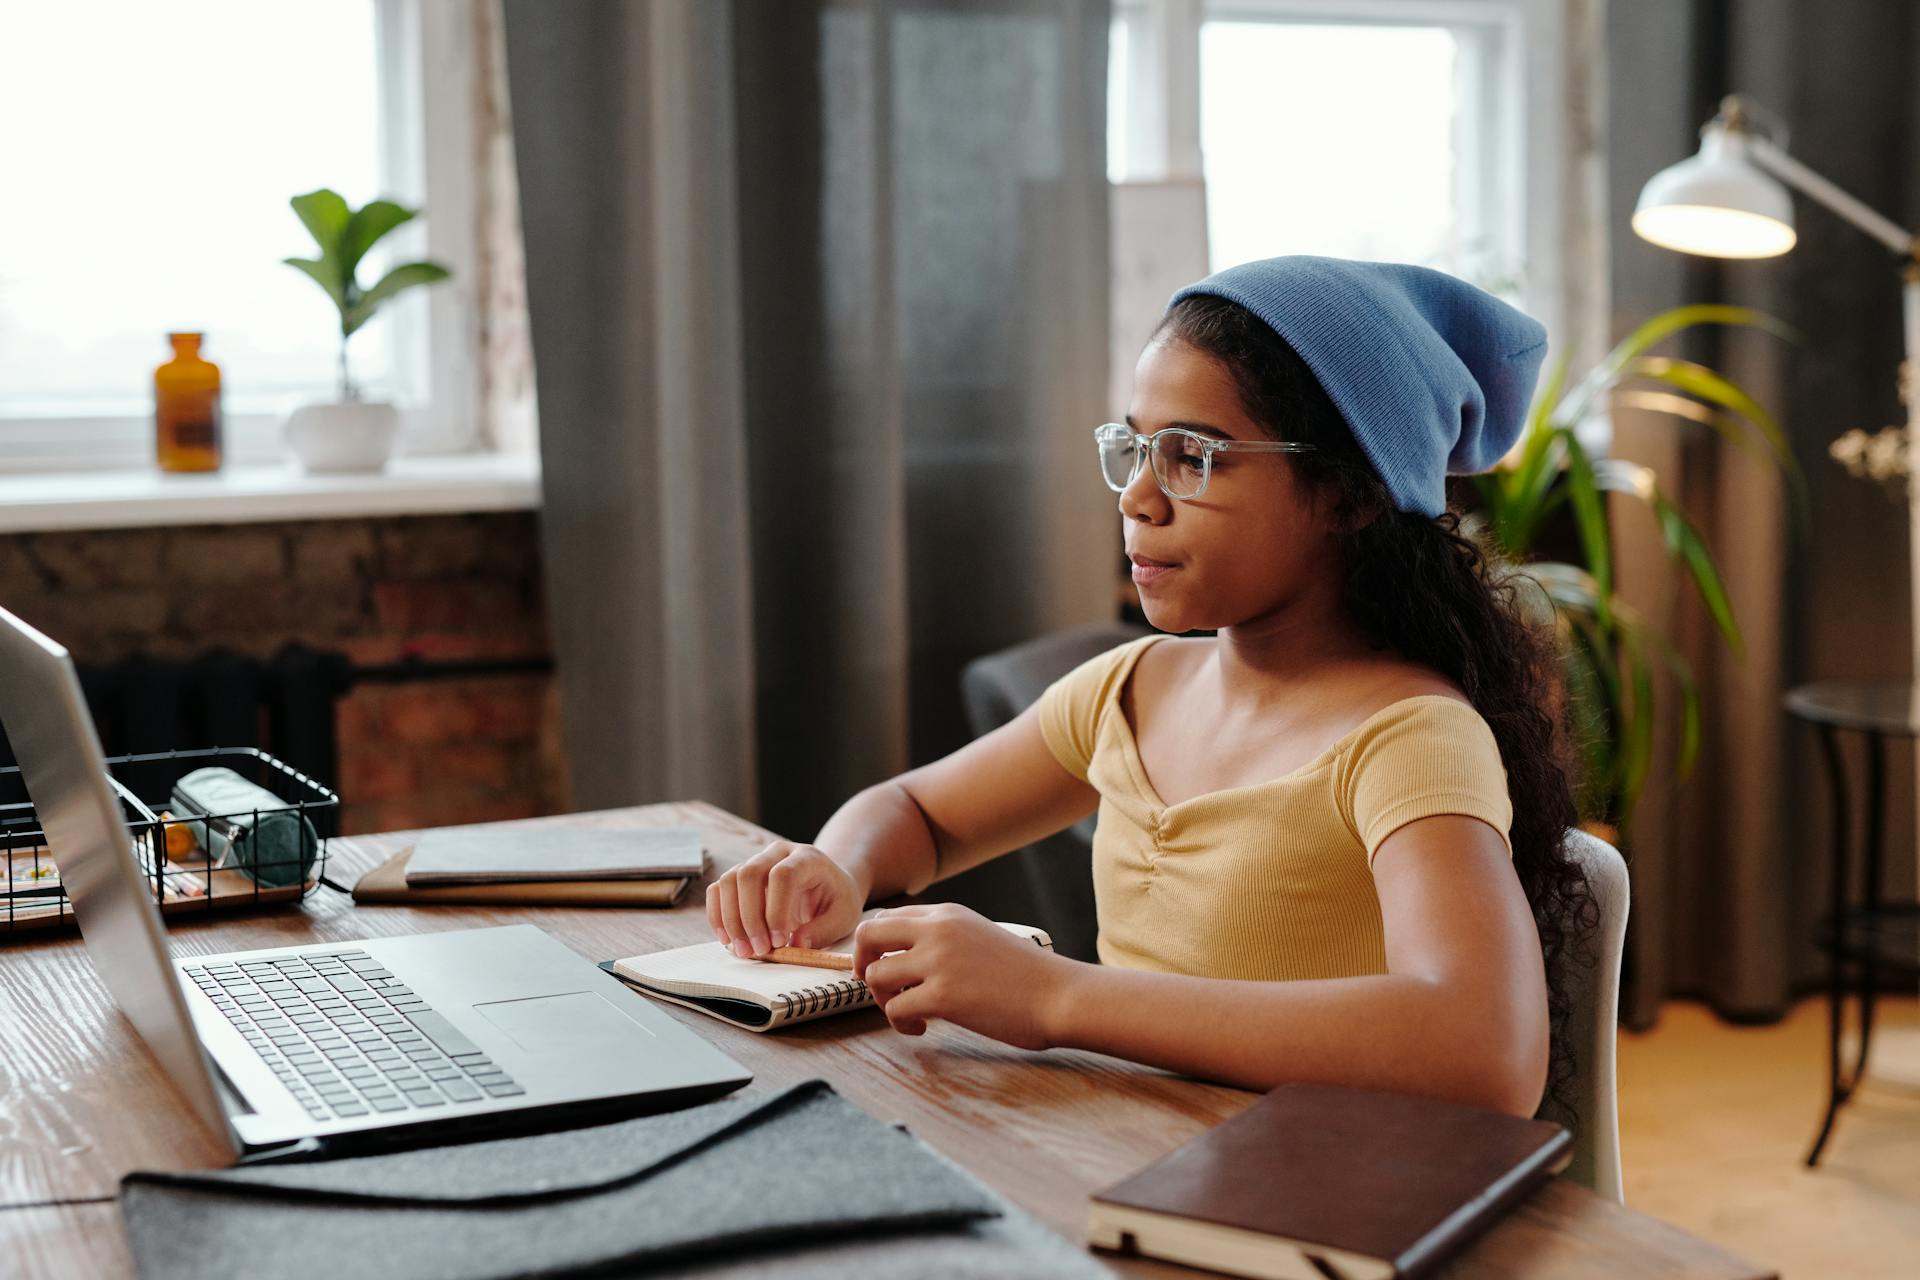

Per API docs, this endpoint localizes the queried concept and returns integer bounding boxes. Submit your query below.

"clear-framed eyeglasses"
[1095,422,1316,501]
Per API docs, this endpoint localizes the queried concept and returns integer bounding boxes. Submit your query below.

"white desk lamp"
[1634,92,1920,881]
[1633,96,1919,481]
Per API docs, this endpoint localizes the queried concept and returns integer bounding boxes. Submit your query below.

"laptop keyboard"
[182,949,524,1123]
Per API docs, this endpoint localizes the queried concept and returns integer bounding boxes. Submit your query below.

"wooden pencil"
[759,945,855,971]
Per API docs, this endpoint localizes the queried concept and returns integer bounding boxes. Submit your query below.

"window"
[0,0,480,471]
[1200,21,1482,278]
[1109,0,1568,346]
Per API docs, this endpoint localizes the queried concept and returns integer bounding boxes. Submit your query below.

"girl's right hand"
[706,842,866,958]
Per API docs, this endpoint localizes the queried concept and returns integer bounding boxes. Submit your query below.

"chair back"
[1547,827,1629,1202]
[954,623,1149,960]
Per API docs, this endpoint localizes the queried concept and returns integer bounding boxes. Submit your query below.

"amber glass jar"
[154,332,223,472]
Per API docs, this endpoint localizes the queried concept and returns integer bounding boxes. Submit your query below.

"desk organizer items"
[1,747,336,937]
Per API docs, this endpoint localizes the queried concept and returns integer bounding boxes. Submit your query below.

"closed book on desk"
[353,848,691,907]
[604,913,1053,1031]
[1088,1082,1571,1280]
[403,825,706,885]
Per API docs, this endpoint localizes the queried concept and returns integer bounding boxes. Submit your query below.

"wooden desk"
[0,803,1772,1279]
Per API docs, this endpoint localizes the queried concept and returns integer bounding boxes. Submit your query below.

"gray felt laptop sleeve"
[119,1078,1109,1279]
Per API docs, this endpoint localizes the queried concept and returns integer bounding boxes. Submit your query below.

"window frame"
[0,0,484,474]
[1109,0,1571,363]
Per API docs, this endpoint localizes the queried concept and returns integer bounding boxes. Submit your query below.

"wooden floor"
[1618,995,1920,1280]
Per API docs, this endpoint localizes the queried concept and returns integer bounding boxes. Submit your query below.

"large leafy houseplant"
[1473,305,1804,830]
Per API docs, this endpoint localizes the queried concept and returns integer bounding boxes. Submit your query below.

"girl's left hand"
[851,904,1074,1050]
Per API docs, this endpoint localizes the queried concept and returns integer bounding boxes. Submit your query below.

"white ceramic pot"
[283,401,401,473]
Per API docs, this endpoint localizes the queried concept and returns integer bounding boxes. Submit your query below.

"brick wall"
[0,513,567,836]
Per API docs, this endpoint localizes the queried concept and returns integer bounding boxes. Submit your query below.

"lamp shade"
[1632,126,1797,258]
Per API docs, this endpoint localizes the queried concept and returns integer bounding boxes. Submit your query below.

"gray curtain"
[1608,0,1920,1027]
[506,1,1113,839]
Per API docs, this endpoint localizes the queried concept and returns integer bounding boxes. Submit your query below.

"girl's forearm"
[814,781,941,903]
[1043,961,1545,1117]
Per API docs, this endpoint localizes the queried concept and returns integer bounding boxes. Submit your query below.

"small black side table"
[1783,682,1920,1166]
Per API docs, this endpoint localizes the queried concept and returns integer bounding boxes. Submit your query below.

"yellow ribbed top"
[1037,636,1513,982]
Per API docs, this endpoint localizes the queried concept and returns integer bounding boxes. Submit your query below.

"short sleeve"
[1035,637,1162,782]
[1337,698,1514,866]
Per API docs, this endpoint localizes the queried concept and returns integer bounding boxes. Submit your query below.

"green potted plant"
[1473,305,1804,832]
[281,188,451,472]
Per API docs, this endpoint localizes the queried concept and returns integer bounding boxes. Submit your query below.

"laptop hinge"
[235,1136,328,1165]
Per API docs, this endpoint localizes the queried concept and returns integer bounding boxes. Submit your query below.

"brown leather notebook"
[1088,1082,1572,1280]
[351,848,691,908]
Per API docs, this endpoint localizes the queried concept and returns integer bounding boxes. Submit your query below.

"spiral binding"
[774,977,869,1020]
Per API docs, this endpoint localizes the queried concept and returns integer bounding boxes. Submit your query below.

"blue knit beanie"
[1167,256,1548,517]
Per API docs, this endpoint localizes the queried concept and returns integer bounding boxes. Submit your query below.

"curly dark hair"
[1157,295,1599,1124]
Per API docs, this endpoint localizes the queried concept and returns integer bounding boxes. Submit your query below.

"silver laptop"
[0,605,750,1160]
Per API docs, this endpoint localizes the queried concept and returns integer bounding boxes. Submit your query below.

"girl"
[708,256,1594,1120]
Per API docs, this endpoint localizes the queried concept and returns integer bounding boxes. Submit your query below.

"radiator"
[0,646,554,806]
[0,645,352,803]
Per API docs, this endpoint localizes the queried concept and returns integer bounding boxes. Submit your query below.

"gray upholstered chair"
[948,621,1150,961]
[954,625,1631,1202]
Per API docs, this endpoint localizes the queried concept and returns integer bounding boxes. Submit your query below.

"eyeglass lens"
[1099,429,1209,498]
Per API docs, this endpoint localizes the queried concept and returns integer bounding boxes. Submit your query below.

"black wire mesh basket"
[2,746,337,937]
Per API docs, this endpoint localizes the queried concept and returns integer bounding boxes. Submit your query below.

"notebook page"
[610,917,1054,1029]
[614,940,855,1004]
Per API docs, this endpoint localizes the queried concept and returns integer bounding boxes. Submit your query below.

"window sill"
[0,452,542,534]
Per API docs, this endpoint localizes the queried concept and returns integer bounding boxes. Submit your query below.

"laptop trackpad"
[472,991,657,1053]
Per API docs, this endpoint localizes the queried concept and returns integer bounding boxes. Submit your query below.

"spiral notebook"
[602,913,1053,1031]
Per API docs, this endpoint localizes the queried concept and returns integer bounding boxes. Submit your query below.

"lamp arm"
[1746,136,1916,257]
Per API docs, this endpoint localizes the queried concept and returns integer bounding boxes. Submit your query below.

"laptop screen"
[0,606,237,1150]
